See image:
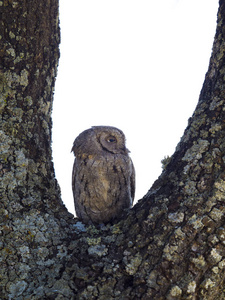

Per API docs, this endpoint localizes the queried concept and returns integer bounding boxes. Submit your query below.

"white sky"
[53,0,218,214]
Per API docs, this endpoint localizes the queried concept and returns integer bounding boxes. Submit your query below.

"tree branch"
[1,0,225,299]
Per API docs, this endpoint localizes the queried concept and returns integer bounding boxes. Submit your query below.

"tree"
[1,0,225,299]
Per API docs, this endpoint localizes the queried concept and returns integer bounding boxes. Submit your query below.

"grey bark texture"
[1,0,225,299]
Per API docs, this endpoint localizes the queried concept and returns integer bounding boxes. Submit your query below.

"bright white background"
[53,0,219,214]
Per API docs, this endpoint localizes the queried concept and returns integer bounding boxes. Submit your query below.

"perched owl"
[71,126,135,224]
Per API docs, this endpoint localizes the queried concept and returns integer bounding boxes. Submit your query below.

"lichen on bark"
[1,0,225,299]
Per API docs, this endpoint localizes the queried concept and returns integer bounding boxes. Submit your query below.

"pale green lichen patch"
[208,235,219,245]
[12,1,19,8]
[88,244,108,257]
[0,130,12,157]
[6,47,16,58]
[209,97,224,110]
[19,69,29,87]
[201,278,215,290]
[147,270,158,289]
[212,266,219,274]
[124,253,142,275]
[24,96,33,106]
[209,207,225,222]
[111,223,122,235]
[209,123,222,136]
[16,263,31,280]
[7,280,28,299]
[14,52,25,64]
[174,227,186,240]
[191,255,206,269]
[214,179,225,201]
[163,244,178,261]
[217,227,225,244]
[168,212,184,224]
[182,139,210,163]
[187,214,204,230]
[87,237,101,246]
[35,231,48,244]
[183,180,198,195]
[1,169,17,191]
[0,73,13,113]
[56,245,68,259]
[218,259,225,269]
[18,246,30,262]
[73,221,87,233]
[39,96,52,115]
[36,247,50,260]
[168,285,182,298]
[181,113,207,143]
[187,281,196,294]
[9,31,16,39]
[49,279,74,298]
[4,69,29,89]
[14,150,28,183]
[209,248,222,263]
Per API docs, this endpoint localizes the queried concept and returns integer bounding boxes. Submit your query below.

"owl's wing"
[130,159,135,203]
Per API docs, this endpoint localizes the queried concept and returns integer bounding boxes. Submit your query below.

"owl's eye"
[107,136,117,143]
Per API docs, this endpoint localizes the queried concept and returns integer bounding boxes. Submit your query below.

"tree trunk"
[1,0,225,299]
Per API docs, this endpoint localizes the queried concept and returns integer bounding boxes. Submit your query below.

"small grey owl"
[71,126,135,224]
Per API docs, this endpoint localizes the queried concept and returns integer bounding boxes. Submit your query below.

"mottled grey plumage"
[71,126,135,224]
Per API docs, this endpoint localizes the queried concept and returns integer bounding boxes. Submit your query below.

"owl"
[71,126,135,224]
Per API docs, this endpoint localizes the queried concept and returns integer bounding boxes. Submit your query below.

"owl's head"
[72,126,129,156]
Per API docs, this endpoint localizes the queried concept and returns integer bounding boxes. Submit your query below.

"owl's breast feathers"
[73,153,135,224]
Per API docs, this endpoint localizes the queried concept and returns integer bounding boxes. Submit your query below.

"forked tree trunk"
[1,0,225,299]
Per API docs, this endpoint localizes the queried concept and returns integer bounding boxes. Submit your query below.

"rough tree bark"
[1,0,225,299]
